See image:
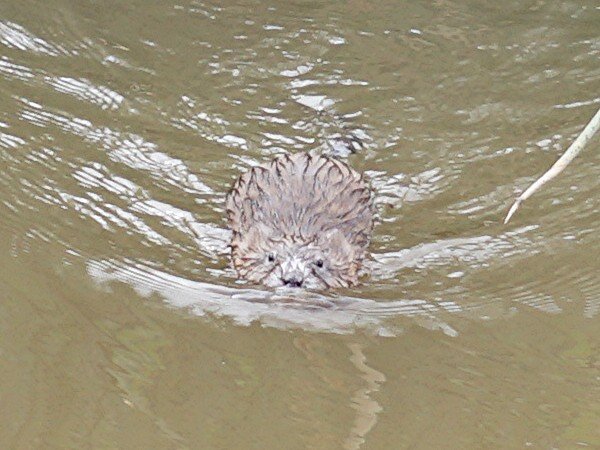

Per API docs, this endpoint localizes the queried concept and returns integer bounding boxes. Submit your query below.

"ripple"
[1,0,597,341]
[90,128,214,195]
[0,56,34,80]
[294,94,335,111]
[0,20,70,56]
[370,167,449,208]
[88,259,462,337]
[554,96,600,110]
[172,96,249,151]
[131,199,228,255]
[17,98,213,196]
[280,63,313,78]
[0,130,26,149]
[45,76,124,110]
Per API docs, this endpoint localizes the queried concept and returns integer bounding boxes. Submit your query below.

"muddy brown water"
[1,0,599,448]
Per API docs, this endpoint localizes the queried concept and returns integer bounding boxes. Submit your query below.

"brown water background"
[0,0,599,448]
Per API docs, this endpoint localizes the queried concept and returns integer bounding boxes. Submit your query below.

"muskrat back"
[226,152,374,289]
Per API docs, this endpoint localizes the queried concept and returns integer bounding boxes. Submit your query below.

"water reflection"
[4,77,597,333]
[88,258,451,336]
[0,20,68,55]
[87,214,598,338]
[0,0,598,446]
[45,76,124,110]
[0,55,34,80]
[343,344,385,450]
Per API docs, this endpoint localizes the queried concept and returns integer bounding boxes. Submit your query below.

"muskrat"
[226,152,374,289]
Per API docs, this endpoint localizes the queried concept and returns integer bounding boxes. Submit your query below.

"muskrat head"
[231,224,364,289]
[226,152,374,289]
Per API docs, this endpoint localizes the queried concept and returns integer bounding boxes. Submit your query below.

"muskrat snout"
[281,270,304,288]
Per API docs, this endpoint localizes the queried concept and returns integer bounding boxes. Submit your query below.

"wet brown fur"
[226,153,374,288]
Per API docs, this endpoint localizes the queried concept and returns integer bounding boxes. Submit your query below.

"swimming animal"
[226,153,374,289]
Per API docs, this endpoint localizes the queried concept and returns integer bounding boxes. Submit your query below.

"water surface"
[1,0,599,448]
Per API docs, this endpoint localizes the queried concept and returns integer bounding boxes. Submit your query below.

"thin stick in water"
[504,106,600,224]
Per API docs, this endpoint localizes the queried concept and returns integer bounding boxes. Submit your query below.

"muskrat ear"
[249,222,277,239]
[236,223,280,252]
[319,229,354,255]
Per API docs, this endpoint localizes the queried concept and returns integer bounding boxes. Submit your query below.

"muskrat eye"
[267,253,276,263]
[315,259,324,268]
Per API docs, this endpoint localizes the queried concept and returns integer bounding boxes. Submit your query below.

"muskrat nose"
[282,273,304,287]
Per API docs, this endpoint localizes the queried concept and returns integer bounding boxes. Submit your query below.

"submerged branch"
[504,106,600,224]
